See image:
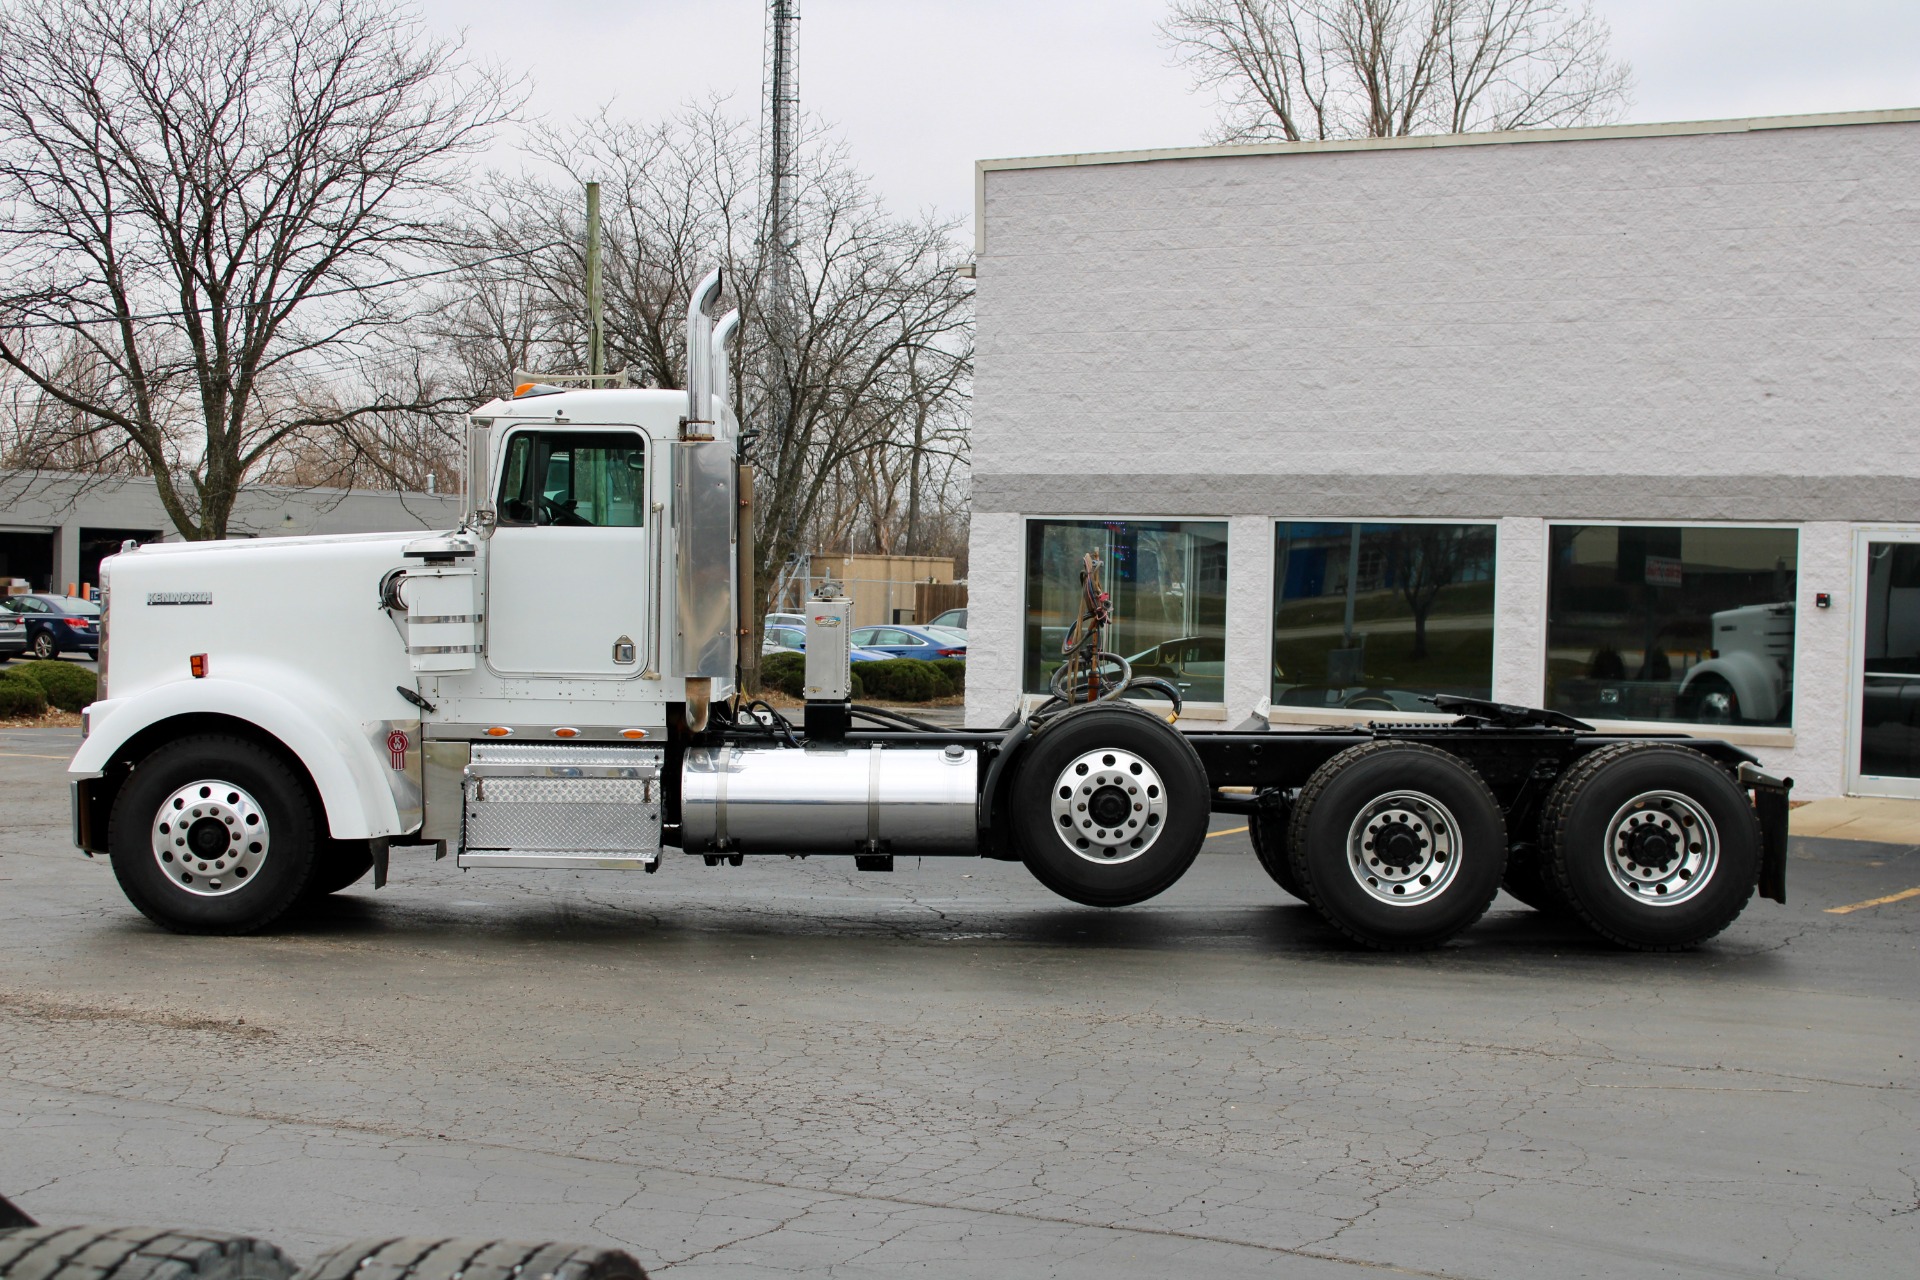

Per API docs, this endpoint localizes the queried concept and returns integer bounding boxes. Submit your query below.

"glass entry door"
[1850,531,1920,797]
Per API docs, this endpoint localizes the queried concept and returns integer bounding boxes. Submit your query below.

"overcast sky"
[416,0,1920,229]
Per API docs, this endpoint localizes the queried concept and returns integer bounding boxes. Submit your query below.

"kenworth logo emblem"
[147,591,212,605]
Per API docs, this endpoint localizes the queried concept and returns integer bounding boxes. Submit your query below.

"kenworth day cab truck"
[68,272,1791,951]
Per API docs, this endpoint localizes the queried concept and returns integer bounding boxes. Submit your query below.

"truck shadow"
[281,891,1794,973]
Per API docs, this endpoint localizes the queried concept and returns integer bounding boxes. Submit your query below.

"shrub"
[760,650,806,697]
[857,659,945,702]
[754,650,863,701]
[0,672,49,718]
[11,660,98,711]
[928,658,966,696]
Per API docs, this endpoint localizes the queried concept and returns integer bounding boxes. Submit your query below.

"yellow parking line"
[1207,825,1249,839]
[1824,886,1920,915]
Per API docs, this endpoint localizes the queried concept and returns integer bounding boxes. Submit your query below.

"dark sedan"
[3,594,100,659]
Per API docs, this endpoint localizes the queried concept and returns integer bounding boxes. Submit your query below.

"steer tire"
[108,734,321,935]
[1249,803,1305,902]
[294,1238,648,1280]
[1543,743,1758,952]
[0,1226,295,1280]
[1287,742,1507,950]
[1010,703,1210,907]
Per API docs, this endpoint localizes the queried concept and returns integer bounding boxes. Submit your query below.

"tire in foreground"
[295,1238,647,1280]
[1287,742,1507,950]
[1542,742,1758,951]
[0,1226,294,1280]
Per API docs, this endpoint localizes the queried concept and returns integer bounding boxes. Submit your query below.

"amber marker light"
[620,728,647,740]
[189,654,208,678]
[553,727,580,739]
[485,726,513,737]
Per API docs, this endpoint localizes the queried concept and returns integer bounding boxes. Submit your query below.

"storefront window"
[1272,522,1496,712]
[1546,525,1797,727]
[1024,519,1229,702]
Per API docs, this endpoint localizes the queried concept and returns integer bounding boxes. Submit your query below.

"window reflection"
[1024,520,1229,702]
[1272,522,1496,712]
[1546,526,1796,727]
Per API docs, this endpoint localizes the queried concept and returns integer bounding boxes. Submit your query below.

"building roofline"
[973,106,1920,255]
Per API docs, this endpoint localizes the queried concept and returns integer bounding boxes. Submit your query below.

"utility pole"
[586,180,604,377]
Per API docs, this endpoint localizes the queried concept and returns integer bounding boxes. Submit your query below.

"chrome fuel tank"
[681,743,978,856]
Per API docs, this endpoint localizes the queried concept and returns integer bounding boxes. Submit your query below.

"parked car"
[1126,636,1226,701]
[764,612,808,630]
[928,606,967,634]
[848,624,966,660]
[3,594,99,659]
[762,624,892,663]
[0,607,26,662]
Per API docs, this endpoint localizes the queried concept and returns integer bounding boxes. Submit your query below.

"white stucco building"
[963,108,1920,801]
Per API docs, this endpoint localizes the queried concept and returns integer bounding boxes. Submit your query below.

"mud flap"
[1740,763,1792,905]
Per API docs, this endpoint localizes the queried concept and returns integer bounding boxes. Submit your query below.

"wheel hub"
[1345,792,1461,907]
[1603,790,1718,905]
[1048,748,1168,865]
[150,779,271,897]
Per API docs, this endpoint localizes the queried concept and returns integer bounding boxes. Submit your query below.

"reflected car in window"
[3,594,100,660]
[848,625,966,660]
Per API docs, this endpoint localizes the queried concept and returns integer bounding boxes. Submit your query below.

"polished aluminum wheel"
[1048,747,1168,865]
[1603,790,1718,906]
[150,779,271,897]
[1345,790,1462,906]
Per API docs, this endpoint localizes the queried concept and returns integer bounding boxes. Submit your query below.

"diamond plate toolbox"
[463,743,664,855]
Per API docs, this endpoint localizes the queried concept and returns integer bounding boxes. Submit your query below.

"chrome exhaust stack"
[676,269,738,689]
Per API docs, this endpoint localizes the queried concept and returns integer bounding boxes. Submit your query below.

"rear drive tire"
[0,1226,295,1280]
[1543,743,1758,951]
[1249,802,1305,901]
[108,734,321,934]
[295,1238,648,1280]
[1288,742,1507,950]
[1010,703,1210,907]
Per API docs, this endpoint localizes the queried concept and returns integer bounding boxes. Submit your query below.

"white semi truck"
[67,272,1791,951]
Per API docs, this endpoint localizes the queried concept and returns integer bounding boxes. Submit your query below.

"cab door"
[485,428,650,677]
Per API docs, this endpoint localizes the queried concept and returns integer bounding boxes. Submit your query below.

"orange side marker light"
[189,654,208,678]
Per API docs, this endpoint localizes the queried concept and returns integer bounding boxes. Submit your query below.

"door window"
[1861,541,1920,783]
[496,432,645,528]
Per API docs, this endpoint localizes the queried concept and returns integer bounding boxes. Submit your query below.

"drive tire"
[108,734,320,934]
[1543,743,1758,951]
[294,1238,647,1280]
[1249,803,1305,901]
[1010,703,1210,907]
[31,632,56,659]
[0,1226,295,1280]
[1287,742,1507,950]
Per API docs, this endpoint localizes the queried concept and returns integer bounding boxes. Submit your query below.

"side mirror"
[464,419,494,529]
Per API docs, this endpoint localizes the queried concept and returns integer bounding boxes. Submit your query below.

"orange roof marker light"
[189,653,208,678]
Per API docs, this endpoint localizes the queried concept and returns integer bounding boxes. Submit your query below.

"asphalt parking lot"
[2,726,1916,1279]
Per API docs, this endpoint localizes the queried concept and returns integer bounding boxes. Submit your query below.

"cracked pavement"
[2,727,1917,1278]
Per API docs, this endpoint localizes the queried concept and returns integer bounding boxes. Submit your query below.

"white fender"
[1679,652,1781,724]
[70,667,407,839]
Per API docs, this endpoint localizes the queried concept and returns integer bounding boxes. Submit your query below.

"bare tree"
[0,0,516,539]
[1163,0,1631,143]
